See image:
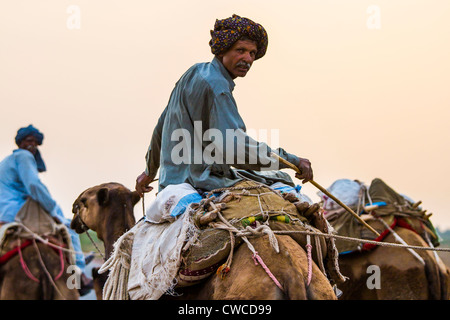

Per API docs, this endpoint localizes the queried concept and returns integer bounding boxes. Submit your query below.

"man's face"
[19,135,38,155]
[219,39,258,79]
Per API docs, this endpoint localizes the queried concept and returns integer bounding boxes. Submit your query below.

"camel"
[321,178,450,300]
[0,232,80,300]
[71,182,338,300]
[336,224,450,299]
[339,227,450,300]
[71,182,140,300]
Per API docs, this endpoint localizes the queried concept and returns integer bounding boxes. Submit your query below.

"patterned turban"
[209,14,268,60]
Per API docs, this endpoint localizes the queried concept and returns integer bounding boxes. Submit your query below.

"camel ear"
[97,188,109,206]
[131,191,140,206]
[72,201,79,214]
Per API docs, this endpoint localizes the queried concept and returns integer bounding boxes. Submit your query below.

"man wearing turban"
[136,14,313,196]
[0,125,93,296]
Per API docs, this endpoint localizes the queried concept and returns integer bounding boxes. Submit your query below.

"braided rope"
[306,235,313,286]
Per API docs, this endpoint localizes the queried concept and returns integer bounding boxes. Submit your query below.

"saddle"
[176,180,345,287]
[324,178,440,254]
[0,199,74,266]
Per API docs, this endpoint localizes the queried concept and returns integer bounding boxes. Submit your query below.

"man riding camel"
[136,14,313,197]
[0,125,93,296]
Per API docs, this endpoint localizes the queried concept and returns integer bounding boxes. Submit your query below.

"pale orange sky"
[1,1,449,229]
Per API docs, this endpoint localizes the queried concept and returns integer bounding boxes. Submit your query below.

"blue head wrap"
[15,125,46,172]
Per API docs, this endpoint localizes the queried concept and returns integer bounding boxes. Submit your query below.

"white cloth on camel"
[127,210,196,300]
[144,183,202,223]
[101,184,200,300]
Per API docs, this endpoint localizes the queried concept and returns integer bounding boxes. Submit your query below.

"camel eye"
[81,198,88,207]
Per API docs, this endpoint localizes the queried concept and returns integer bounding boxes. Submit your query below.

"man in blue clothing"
[135,14,313,196]
[0,125,93,296]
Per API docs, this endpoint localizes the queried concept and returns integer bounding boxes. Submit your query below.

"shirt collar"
[211,57,235,92]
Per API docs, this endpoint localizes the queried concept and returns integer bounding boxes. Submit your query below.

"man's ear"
[97,188,109,206]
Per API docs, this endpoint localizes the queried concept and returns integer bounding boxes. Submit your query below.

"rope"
[211,211,283,290]
[269,229,450,252]
[252,251,284,291]
[18,223,94,258]
[54,247,65,281]
[32,239,67,299]
[376,217,425,265]
[306,235,313,286]
[18,238,40,283]
[142,193,145,217]
[99,230,134,300]
[84,229,105,260]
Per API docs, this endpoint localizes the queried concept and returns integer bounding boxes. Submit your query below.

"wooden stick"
[412,201,422,209]
[271,153,380,237]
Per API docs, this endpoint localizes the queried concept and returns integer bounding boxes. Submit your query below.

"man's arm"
[136,107,168,196]
[209,92,313,182]
[15,150,58,214]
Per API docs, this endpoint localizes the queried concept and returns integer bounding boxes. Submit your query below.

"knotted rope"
[99,230,134,300]
[210,207,284,291]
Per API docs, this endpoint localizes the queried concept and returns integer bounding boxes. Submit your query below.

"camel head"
[71,182,140,258]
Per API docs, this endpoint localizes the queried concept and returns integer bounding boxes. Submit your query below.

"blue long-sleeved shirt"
[145,57,300,192]
[0,149,63,222]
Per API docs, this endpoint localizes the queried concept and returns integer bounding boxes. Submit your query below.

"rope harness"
[204,183,317,291]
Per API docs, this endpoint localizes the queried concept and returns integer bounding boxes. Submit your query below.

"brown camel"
[71,182,140,300]
[320,178,450,300]
[336,223,450,300]
[71,182,338,300]
[0,235,80,300]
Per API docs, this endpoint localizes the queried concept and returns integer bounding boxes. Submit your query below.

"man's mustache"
[236,61,251,69]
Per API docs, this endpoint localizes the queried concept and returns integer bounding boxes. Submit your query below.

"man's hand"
[295,157,313,184]
[135,172,154,197]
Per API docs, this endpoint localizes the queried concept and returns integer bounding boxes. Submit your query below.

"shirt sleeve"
[144,106,168,180]
[15,151,57,214]
[209,92,300,171]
